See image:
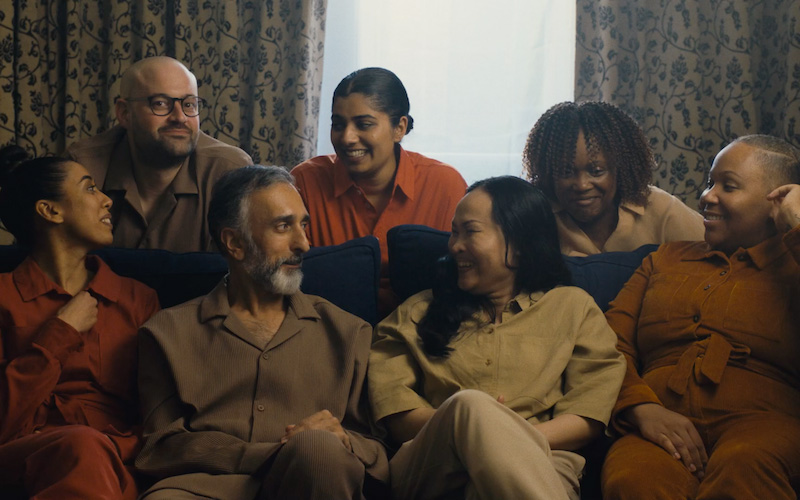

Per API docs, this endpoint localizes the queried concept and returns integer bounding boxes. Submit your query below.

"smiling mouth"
[101,215,113,227]
[343,149,367,158]
[572,197,598,207]
[703,214,724,221]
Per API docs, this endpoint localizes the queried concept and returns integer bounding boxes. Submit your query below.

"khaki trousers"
[389,390,584,500]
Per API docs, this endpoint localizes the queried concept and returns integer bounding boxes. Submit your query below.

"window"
[318,0,576,184]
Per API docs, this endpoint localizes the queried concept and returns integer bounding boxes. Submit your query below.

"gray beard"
[242,243,304,296]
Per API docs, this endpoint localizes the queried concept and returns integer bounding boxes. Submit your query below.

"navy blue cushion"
[0,236,380,324]
[387,224,657,311]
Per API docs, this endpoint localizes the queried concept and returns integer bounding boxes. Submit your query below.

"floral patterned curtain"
[0,0,326,166]
[575,0,800,203]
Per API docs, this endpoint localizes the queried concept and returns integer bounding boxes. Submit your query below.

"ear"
[392,116,408,142]
[220,227,246,261]
[35,200,64,224]
[116,98,131,129]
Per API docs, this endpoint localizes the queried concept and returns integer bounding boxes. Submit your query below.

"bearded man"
[135,166,388,500]
[66,56,252,252]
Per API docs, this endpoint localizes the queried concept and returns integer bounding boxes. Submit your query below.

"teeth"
[457,262,472,268]
[705,215,724,220]
[345,150,366,158]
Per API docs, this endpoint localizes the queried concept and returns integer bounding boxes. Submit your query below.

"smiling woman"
[292,67,467,318]
[524,101,705,256]
[369,176,625,500]
[0,145,159,498]
[600,135,800,499]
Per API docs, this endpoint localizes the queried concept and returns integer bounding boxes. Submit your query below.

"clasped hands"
[280,409,352,451]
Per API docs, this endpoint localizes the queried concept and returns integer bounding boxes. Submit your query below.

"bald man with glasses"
[67,56,252,253]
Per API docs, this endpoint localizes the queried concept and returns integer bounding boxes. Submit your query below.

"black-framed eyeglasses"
[124,94,206,117]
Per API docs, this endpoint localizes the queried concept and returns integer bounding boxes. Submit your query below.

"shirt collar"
[13,255,120,303]
[198,277,321,323]
[679,232,787,269]
[331,145,414,200]
[511,290,547,311]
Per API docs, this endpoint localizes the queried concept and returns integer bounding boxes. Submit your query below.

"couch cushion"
[387,224,657,311]
[0,236,380,324]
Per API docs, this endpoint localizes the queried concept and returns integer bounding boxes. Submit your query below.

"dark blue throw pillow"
[0,236,381,324]
[387,224,657,311]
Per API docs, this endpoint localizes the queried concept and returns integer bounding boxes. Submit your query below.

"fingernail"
[689,465,696,472]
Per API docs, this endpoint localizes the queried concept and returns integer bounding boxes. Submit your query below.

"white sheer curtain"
[318,0,576,184]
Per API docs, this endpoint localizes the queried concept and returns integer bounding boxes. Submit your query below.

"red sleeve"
[0,317,83,442]
[604,251,664,435]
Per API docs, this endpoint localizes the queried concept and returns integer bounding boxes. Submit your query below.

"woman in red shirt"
[292,67,467,317]
[0,146,159,499]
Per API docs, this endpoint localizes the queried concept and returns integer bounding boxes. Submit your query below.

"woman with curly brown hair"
[523,101,703,256]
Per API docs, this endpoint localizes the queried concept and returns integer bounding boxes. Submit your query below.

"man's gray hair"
[208,165,296,255]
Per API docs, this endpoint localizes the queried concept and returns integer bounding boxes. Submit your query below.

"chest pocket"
[723,282,790,342]
[639,273,689,327]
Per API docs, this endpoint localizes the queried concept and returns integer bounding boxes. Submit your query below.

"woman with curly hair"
[523,101,703,256]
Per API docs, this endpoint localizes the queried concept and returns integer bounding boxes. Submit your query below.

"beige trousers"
[389,390,584,500]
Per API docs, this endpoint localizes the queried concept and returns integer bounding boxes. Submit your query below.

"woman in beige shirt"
[368,176,625,500]
[523,101,704,256]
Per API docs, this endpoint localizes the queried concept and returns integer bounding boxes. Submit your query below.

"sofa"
[0,225,656,499]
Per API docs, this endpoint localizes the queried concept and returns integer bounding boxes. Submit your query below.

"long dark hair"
[0,145,71,248]
[417,176,571,357]
[333,67,414,133]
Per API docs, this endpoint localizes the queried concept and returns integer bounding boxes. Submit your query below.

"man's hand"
[624,403,708,479]
[281,410,351,451]
[767,184,800,233]
[57,291,98,333]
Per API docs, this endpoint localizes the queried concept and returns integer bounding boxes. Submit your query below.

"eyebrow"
[271,213,310,225]
[453,219,483,227]
[331,113,377,121]
[78,175,94,185]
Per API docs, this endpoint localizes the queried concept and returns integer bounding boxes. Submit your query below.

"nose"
[168,100,188,122]
[572,170,592,191]
[699,184,717,210]
[293,225,311,254]
[448,232,463,254]
[341,124,358,145]
[99,189,112,209]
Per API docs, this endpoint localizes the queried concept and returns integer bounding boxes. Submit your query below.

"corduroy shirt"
[0,256,159,461]
[606,227,800,433]
[136,280,388,495]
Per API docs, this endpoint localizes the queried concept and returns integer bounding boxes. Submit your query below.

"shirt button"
[703,284,710,290]
[719,271,727,276]
[262,352,269,360]
[257,404,265,412]
[693,315,700,323]
[485,359,492,366]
